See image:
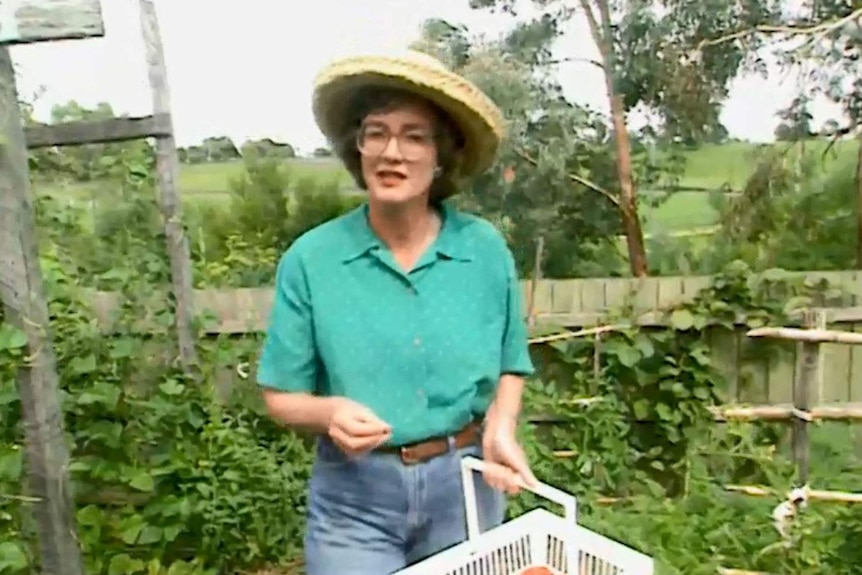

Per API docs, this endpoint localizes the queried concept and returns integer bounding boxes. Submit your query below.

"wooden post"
[793,309,825,484]
[0,47,84,575]
[139,0,198,371]
[526,236,544,328]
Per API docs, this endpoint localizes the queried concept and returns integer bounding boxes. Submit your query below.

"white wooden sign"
[0,0,104,45]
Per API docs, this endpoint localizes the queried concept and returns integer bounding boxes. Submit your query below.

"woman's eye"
[365,130,387,140]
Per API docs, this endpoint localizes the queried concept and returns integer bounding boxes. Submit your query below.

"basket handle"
[460,456,577,542]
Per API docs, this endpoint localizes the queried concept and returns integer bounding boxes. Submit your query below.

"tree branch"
[696,7,862,51]
[819,124,859,159]
[515,148,620,207]
[541,56,603,70]
[578,0,605,56]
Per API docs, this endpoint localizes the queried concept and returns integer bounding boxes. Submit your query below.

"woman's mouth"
[376,171,407,187]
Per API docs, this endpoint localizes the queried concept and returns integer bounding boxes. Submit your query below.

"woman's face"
[357,99,439,206]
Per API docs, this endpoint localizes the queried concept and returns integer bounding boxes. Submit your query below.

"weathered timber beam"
[24,114,171,148]
[724,484,862,503]
[0,46,84,575]
[0,0,104,46]
[710,403,862,421]
[140,0,198,372]
[747,326,862,345]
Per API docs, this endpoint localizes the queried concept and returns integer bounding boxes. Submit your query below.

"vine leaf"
[670,309,695,330]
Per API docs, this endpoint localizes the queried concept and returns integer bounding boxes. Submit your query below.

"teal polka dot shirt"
[256,201,534,446]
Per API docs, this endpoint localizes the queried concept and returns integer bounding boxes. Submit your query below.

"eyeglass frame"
[355,122,438,162]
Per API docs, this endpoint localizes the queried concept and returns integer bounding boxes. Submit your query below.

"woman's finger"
[352,405,392,429]
[342,411,391,437]
[482,461,520,494]
[334,429,390,455]
[492,439,537,488]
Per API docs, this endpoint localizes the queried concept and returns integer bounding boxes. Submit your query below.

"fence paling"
[83,270,862,335]
[82,281,862,407]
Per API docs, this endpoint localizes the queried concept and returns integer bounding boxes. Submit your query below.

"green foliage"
[413,0,788,277]
[4,178,862,575]
[414,21,633,277]
[26,101,157,183]
[185,156,363,287]
[668,144,861,275]
[9,6,862,569]
[0,156,372,574]
[28,154,363,291]
[510,262,862,574]
[1,250,312,575]
[774,2,862,136]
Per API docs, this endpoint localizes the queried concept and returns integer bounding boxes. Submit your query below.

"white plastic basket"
[395,457,655,575]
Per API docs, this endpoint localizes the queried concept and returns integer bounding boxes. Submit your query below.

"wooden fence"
[86,269,862,405]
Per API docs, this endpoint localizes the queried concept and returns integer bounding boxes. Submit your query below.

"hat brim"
[312,55,505,180]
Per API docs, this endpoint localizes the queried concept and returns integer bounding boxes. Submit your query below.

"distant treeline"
[178,137,335,165]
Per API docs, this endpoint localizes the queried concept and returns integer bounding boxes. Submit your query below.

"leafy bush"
[186,157,364,287]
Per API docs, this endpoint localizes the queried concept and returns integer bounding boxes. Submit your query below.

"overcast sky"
[8,0,843,154]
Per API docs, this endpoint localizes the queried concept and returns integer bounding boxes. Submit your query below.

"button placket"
[408,281,430,408]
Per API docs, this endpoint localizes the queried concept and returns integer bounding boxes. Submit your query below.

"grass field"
[34,139,858,234]
[640,139,855,232]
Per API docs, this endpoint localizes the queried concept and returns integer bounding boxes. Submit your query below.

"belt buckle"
[399,445,421,465]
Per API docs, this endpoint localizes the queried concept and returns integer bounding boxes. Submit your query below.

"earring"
[433,166,442,178]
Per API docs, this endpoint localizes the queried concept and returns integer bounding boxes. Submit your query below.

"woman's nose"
[380,135,404,160]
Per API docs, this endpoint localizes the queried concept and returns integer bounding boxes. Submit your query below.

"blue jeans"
[304,436,506,575]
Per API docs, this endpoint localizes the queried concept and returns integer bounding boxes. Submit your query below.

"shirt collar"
[340,201,474,263]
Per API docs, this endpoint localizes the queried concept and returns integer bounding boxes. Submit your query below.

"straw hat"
[312,49,505,180]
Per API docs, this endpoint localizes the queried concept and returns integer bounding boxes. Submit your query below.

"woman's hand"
[327,398,392,457]
[482,407,536,495]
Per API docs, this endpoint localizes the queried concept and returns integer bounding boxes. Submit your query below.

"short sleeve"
[500,246,535,376]
[256,247,318,393]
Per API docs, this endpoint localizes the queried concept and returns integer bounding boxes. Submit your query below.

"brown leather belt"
[380,421,481,465]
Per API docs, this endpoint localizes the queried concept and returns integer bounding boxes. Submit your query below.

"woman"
[256,50,536,575]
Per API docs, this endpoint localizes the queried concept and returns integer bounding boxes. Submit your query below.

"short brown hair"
[331,85,465,202]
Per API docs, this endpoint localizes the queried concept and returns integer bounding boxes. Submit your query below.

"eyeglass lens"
[357,125,434,160]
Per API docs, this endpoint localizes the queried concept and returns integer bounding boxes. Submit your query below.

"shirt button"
[413,337,421,346]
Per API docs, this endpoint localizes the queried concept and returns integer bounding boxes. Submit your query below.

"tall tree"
[702,2,862,268]
[468,0,781,276]
[413,19,628,278]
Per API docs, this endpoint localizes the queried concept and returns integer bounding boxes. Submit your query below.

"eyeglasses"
[356,124,435,161]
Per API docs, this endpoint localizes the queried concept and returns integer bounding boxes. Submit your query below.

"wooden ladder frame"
[0,2,197,573]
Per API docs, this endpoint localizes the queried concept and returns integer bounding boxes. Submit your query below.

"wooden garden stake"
[0,3,106,573]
